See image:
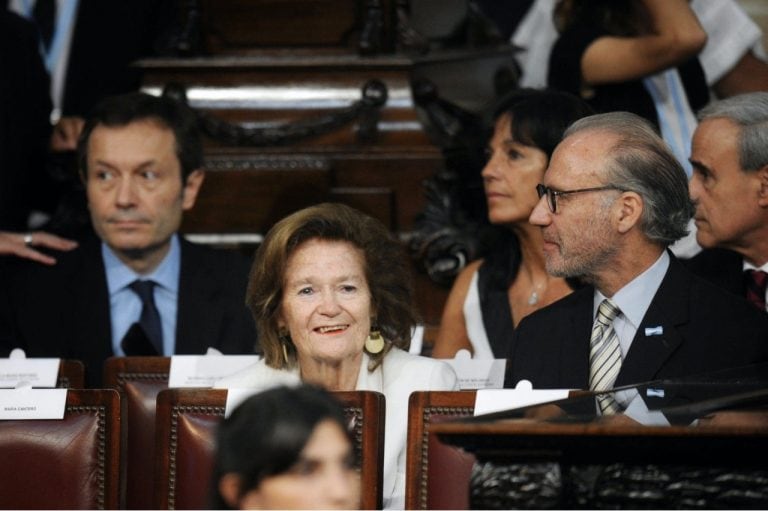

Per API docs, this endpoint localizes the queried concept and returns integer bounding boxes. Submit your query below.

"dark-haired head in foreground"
[211,384,360,510]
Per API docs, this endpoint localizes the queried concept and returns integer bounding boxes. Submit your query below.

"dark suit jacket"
[0,10,54,229]
[684,248,746,298]
[0,237,258,386]
[62,0,177,117]
[504,254,768,395]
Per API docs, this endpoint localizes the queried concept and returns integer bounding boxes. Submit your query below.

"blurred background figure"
[6,0,179,237]
[0,8,79,265]
[513,0,768,98]
[432,89,592,359]
[216,202,457,509]
[0,8,56,231]
[547,0,708,175]
[211,385,360,510]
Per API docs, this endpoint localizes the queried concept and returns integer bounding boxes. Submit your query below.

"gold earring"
[279,331,291,365]
[365,328,384,354]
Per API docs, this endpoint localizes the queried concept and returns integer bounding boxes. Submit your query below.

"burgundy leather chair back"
[0,389,122,509]
[154,388,386,510]
[405,390,477,510]
[57,359,85,388]
[332,390,386,510]
[154,388,225,510]
[103,356,170,510]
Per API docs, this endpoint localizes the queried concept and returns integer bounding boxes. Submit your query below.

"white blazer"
[215,347,458,510]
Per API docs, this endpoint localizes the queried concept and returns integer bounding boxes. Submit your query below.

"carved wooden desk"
[433,409,768,509]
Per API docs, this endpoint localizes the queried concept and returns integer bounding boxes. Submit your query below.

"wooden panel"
[182,155,331,234]
[58,359,85,388]
[138,55,433,149]
[330,186,395,231]
[197,0,396,53]
[330,150,443,231]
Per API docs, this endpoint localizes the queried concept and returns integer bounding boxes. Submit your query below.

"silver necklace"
[527,271,545,306]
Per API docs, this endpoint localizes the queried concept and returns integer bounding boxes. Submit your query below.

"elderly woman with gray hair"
[217,202,458,509]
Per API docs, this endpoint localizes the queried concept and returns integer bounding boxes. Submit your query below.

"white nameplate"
[441,350,506,389]
[473,380,572,416]
[224,388,263,418]
[169,354,262,388]
[0,350,59,388]
[0,387,67,419]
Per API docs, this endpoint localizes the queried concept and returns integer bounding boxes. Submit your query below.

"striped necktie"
[745,270,768,312]
[589,299,622,414]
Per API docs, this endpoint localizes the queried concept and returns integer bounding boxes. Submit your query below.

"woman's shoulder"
[382,348,458,390]
[214,358,301,390]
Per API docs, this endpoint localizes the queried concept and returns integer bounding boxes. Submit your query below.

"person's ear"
[218,473,247,509]
[181,169,205,210]
[614,191,643,234]
[756,165,768,208]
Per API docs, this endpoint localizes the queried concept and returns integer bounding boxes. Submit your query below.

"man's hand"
[51,116,86,152]
[0,231,78,265]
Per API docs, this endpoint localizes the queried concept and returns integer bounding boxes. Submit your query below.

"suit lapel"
[68,239,113,373]
[563,287,594,388]
[616,256,689,386]
[176,240,218,353]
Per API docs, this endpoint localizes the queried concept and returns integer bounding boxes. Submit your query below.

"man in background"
[1,93,258,386]
[687,92,768,313]
[504,111,768,414]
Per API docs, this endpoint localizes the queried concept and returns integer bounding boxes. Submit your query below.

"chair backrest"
[405,390,477,510]
[329,390,386,510]
[103,356,170,510]
[57,359,85,388]
[154,388,386,510]
[0,389,122,509]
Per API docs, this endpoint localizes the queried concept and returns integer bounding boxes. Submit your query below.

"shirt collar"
[742,259,768,273]
[103,235,181,295]
[594,251,670,329]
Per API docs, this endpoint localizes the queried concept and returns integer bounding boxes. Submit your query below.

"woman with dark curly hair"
[216,202,457,509]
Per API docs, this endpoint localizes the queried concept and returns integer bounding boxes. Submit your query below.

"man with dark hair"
[686,92,768,314]
[1,93,258,386]
[504,111,768,414]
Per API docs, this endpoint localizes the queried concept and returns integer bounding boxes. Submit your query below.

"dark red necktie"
[744,270,768,312]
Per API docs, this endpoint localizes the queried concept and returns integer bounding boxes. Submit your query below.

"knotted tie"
[744,270,768,312]
[32,0,56,50]
[121,280,163,356]
[589,299,622,415]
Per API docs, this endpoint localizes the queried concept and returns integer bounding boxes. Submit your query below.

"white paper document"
[168,353,261,388]
[0,349,60,388]
[440,350,506,389]
[0,387,67,420]
[473,380,572,416]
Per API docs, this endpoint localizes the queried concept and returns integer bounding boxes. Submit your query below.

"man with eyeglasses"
[503,111,768,414]
[686,92,768,315]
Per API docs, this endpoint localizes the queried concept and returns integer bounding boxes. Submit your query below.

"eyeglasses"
[536,184,623,213]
